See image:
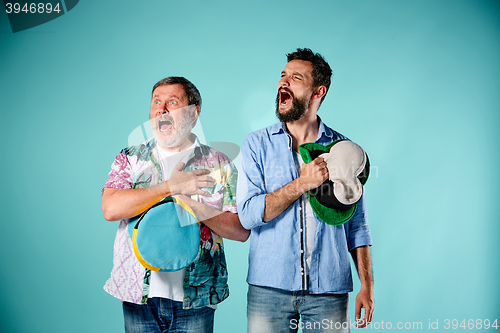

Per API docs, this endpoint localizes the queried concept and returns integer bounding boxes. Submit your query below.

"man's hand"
[167,162,215,196]
[263,157,329,222]
[351,245,374,328]
[355,286,374,328]
[297,157,329,191]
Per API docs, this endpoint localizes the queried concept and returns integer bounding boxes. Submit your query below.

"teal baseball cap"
[129,196,200,272]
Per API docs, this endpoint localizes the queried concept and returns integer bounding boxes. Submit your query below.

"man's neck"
[157,133,196,153]
[285,112,320,152]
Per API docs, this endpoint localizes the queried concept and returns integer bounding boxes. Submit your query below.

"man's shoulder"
[244,122,283,143]
[194,144,234,167]
[251,122,282,135]
[118,138,156,163]
[119,138,156,159]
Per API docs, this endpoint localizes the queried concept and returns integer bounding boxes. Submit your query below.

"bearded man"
[102,76,248,333]
[237,49,374,333]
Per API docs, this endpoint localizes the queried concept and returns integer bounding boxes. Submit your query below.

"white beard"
[152,106,194,149]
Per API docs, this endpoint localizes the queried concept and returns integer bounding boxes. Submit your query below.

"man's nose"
[279,76,289,88]
[157,102,170,114]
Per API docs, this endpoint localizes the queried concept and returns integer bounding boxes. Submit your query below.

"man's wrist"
[292,177,308,196]
[360,280,374,291]
[165,181,178,196]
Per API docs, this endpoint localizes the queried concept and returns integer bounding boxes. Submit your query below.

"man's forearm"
[202,212,249,242]
[352,245,374,327]
[262,157,328,222]
[180,196,249,242]
[263,178,306,222]
[102,164,215,222]
[351,245,374,288]
[102,183,172,221]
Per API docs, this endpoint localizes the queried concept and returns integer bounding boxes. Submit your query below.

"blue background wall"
[0,0,499,332]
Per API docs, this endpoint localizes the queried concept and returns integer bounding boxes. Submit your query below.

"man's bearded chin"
[275,92,308,123]
[152,111,193,149]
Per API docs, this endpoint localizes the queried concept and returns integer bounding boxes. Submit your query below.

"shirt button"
[299,207,302,211]
[301,250,304,253]
[301,267,304,271]
[300,229,303,232]
[301,272,304,275]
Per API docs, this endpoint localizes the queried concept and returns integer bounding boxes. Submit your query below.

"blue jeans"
[247,284,350,333]
[123,297,215,333]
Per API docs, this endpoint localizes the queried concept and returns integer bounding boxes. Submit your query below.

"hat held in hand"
[128,196,200,272]
[299,140,370,226]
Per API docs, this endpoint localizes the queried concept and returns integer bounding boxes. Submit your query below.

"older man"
[238,49,374,333]
[102,76,248,333]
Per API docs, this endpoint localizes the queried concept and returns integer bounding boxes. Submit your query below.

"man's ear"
[311,86,327,100]
[191,105,200,123]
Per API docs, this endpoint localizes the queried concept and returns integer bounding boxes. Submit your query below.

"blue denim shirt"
[237,121,372,294]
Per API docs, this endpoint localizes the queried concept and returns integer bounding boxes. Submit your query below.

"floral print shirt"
[103,138,237,309]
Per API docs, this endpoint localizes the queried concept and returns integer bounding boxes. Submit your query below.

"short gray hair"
[152,77,202,112]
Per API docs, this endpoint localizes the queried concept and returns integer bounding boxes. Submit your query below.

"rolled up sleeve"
[237,135,268,230]
[102,151,133,192]
[345,195,373,251]
[221,160,238,214]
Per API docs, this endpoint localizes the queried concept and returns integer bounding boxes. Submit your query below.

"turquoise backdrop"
[1,0,499,332]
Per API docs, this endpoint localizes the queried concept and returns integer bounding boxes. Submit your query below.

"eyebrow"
[152,94,181,99]
[281,70,305,78]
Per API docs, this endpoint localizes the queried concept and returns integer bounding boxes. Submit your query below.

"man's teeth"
[281,92,290,105]
[159,120,172,132]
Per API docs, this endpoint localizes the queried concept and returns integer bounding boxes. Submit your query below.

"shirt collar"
[270,122,286,136]
[316,117,334,142]
[271,117,334,143]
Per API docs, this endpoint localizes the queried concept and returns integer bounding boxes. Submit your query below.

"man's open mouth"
[279,89,293,106]
[159,119,173,132]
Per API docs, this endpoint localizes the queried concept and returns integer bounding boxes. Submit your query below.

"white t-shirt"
[148,142,195,301]
[296,152,316,273]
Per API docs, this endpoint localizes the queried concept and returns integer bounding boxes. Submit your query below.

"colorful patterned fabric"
[103,138,237,309]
